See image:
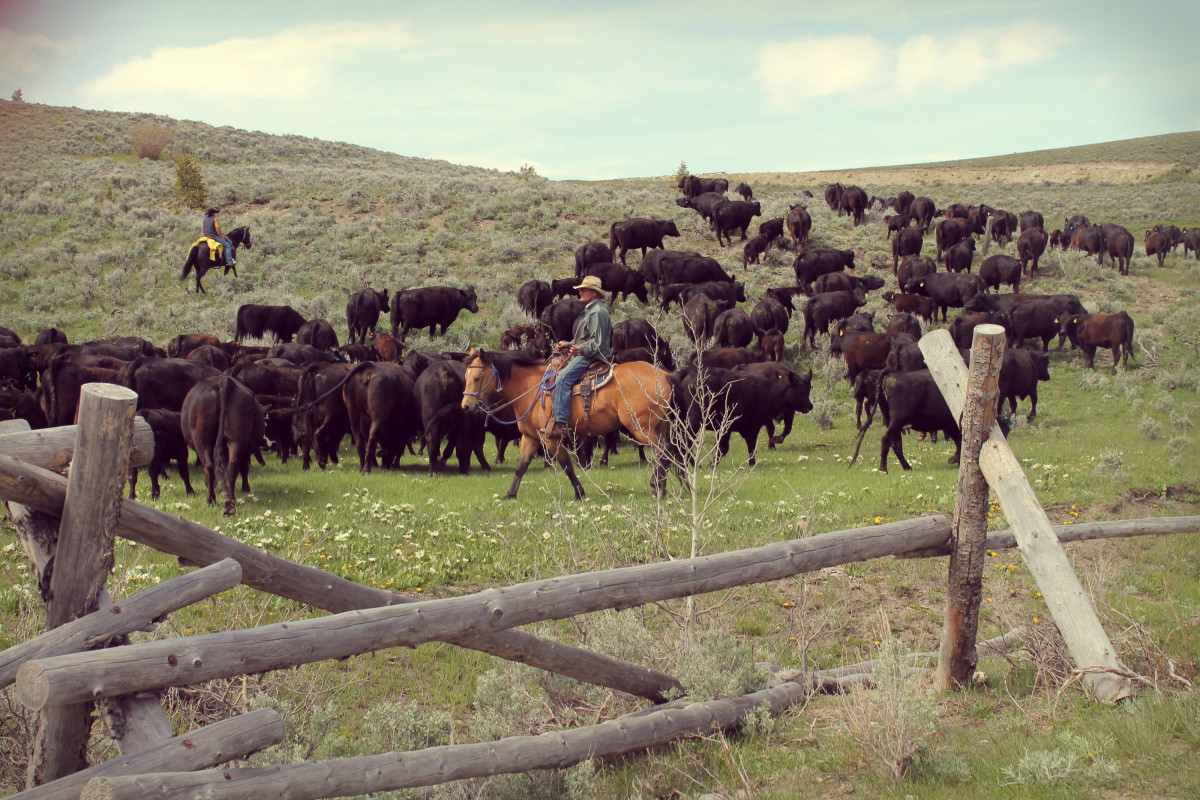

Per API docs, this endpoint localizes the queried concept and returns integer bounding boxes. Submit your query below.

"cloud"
[756,35,892,110]
[756,21,1074,108]
[79,20,414,101]
[894,22,1073,96]
[0,28,72,81]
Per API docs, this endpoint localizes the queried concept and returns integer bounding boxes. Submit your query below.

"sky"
[1,0,1197,181]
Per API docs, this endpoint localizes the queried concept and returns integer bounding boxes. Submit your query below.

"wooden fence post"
[934,324,1004,690]
[920,329,1133,703]
[28,384,138,786]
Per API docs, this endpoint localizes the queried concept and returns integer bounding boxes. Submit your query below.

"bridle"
[463,359,555,427]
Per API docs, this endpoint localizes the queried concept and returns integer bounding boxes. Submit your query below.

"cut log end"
[14,659,50,710]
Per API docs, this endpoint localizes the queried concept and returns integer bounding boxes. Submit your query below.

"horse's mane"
[482,348,547,382]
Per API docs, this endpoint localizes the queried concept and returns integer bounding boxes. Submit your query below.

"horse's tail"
[214,376,230,499]
[181,247,197,281]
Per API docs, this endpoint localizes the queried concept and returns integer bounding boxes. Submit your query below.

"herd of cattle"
[0,175,1184,510]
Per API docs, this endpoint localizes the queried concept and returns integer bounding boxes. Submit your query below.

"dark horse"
[180,226,252,293]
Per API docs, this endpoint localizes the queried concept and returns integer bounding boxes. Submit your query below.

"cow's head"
[463,286,479,313]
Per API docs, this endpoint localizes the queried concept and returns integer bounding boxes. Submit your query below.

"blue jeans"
[216,235,234,265]
[553,356,594,424]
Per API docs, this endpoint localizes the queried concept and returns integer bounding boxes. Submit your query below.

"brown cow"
[1060,312,1135,373]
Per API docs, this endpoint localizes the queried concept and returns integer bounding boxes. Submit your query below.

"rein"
[464,362,555,427]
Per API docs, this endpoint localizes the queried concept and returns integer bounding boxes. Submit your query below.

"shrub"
[129,123,172,160]
[172,154,207,209]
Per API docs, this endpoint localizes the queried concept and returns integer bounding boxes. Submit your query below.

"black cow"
[680,281,746,308]
[696,347,763,369]
[903,273,985,322]
[886,312,922,340]
[1016,227,1048,275]
[948,312,1002,350]
[574,242,613,277]
[682,293,721,346]
[935,218,982,260]
[540,298,585,342]
[885,213,911,240]
[675,192,729,227]
[658,256,734,287]
[713,308,755,349]
[713,201,762,246]
[550,277,580,301]
[517,279,553,319]
[266,343,339,366]
[0,327,21,348]
[944,237,976,273]
[734,181,753,200]
[609,218,681,265]
[964,292,1086,319]
[1150,224,1182,251]
[803,287,867,348]
[674,363,812,465]
[181,376,265,516]
[852,369,882,429]
[893,191,915,216]
[390,285,479,341]
[759,217,785,242]
[1049,229,1071,250]
[166,332,222,359]
[909,196,937,231]
[0,386,47,429]
[297,318,339,353]
[128,409,194,501]
[838,185,869,226]
[861,370,962,473]
[678,175,728,197]
[236,304,307,344]
[785,204,812,252]
[637,249,700,294]
[413,358,490,475]
[1182,227,1200,260]
[342,362,419,473]
[346,289,390,345]
[979,255,1022,293]
[892,228,924,271]
[40,358,122,426]
[896,256,937,290]
[612,318,673,369]
[119,357,221,412]
[811,272,885,295]
[750,296,790,338]
[988,209,1019,246]
[794,248,856,292]
[1019,210,1045,232]
[582,263,650,306]
[292,362,353,470]
[824,182,844,213]
[999,350,1051,422]
[1060,312,1135,373]
[743,234,770,268]
[1006,300,1060,351]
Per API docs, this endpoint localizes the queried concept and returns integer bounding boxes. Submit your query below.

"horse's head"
[460,348,496,413]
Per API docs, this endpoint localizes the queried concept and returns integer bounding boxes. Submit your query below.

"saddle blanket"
[543,360,614,394]
[189,237,224,259]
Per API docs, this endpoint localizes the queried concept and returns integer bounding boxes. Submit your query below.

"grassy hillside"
[2,101,1199,799]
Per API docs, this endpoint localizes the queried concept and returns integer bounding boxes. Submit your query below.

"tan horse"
[460,348,674,500]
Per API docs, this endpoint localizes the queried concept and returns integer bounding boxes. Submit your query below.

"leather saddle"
[544,360,615,419]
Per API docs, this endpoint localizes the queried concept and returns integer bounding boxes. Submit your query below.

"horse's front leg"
[504,434,542,499]
[549,439,586,500]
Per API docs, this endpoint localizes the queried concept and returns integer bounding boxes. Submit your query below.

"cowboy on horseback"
[542,274,612,440]
[202,208,236,268]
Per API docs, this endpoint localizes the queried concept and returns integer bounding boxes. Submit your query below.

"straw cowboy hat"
[574,275,606,297]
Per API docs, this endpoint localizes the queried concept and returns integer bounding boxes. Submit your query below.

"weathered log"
[79,679,815,800]
[937,323,1004,690]
[921,329,1133,703]
[8,709,284,800]
[897,516,1200,559]
[0,453,683,703]
[1,559,243,688]
[0,417,154,472]
[30,384,137,786]
[17,515,951,710]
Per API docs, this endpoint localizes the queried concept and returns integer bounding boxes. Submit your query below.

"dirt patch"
[706,161,1183,188]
